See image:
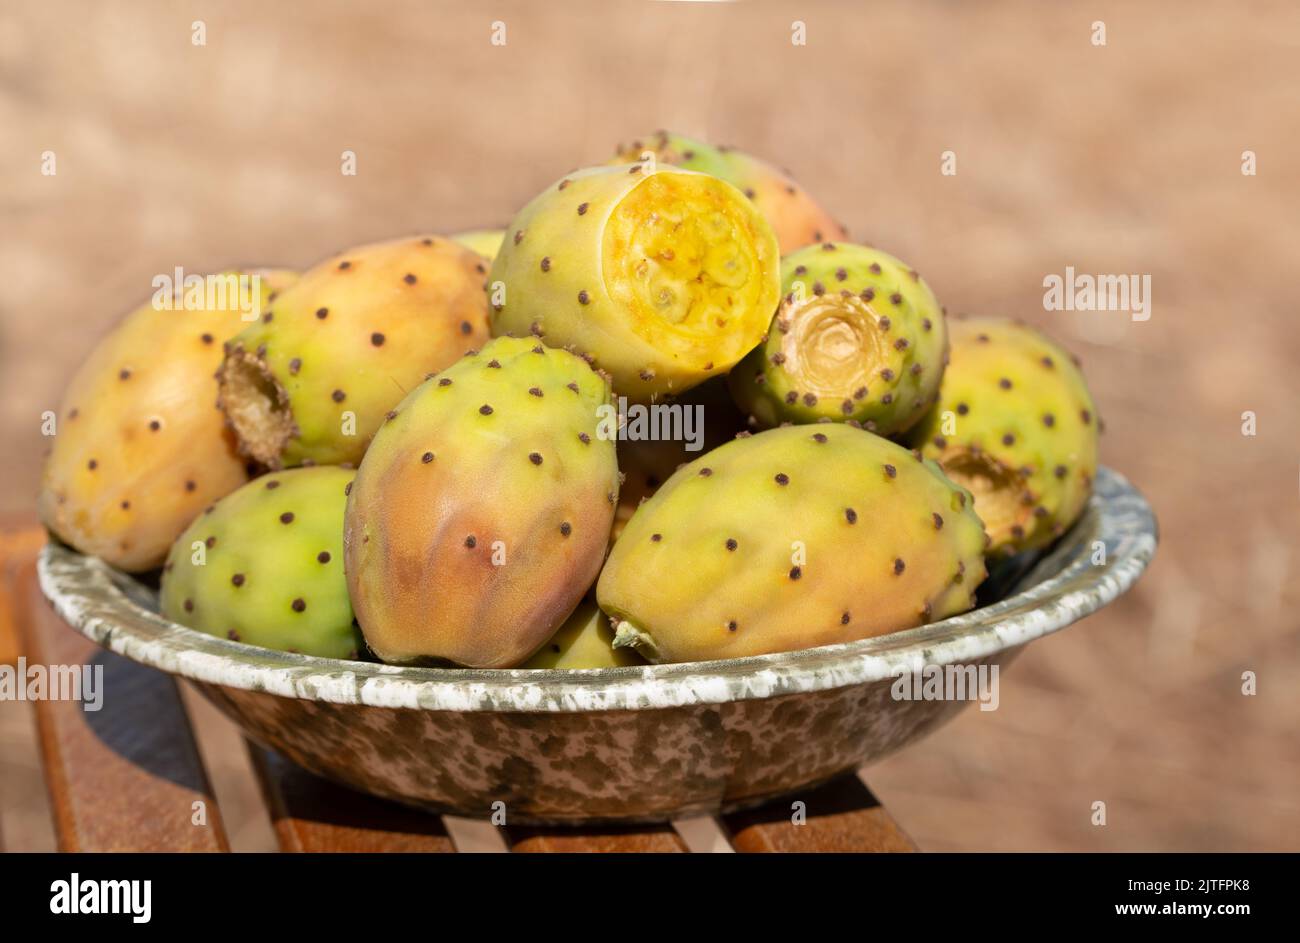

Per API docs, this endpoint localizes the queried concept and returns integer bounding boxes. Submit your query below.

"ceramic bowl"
[38,466,1155,823]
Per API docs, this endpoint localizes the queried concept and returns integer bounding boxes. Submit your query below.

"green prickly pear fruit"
[489,164,781,400]
[451,228,505,263]
[729,242,947,437]
[344,336,620,668]
[217,236,490,469]
[521,599,642,669]
[906,318,1099,557]
[613,377,747,541]
[597,424,987,663]
[609,130,848,254]
[38,268,298,572]
[160,466,361,658]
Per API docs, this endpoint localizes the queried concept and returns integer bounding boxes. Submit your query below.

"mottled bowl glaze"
[39,467,1155,823]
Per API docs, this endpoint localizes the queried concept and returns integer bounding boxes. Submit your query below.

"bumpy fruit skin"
[489,164,780,400]
[451,229,505,263]
[160,467,361,658]
[38,269,297,572]
[344,336,620,668]
[906,318,1099,556]
[217,236,490,468]
[597,424,987,663]
[521,599,641,669]
[729,242,947,435]
[610,130,848,254]
[613,377,747,541]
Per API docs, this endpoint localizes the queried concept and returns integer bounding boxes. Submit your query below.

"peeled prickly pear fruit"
[906,318,1099,556]
[729,242,947,437]
[344,336,620,668]
[613,377,747,541]
[489,164,781,400]
[597,424,987,663]
[38,269,297,572]
[521,599,641,669]
[160,466,361,658]
[609,130,848,254]
[217,236,490,468]
[451,229,505,263]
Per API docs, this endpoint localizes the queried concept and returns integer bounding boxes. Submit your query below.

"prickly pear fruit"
[160,467,361,658]
[38,269,297,572]
[729,242,947,437]
[597,424,987,663]
[217,236,490,468]
[613,377,747,541]
[521,599,641,669]
[906,318,1099,557]
[609,130,848,254]
[344,336,620,668]
[489,164,781,400]
[451,229,505,263]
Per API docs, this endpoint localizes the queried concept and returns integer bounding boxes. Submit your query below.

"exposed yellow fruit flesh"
[603,174,770,370]
[778,295,886,401]
[608,130,848,254]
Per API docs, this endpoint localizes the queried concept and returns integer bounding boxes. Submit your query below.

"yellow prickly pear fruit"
[907,318,1100,556]
[39,269,297,571]
[598,424,988,663]
[217,236,490,468]
[489,164,781,401]
[730,242,948,436]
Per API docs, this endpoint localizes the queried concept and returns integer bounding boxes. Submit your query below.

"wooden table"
[0,527,915,853]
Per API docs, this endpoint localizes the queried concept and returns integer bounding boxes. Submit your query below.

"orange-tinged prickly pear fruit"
[344,337,619,668]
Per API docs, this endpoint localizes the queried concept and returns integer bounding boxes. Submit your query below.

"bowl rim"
[38,466,1156,713]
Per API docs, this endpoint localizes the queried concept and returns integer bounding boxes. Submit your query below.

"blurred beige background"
[1,0,1297,850]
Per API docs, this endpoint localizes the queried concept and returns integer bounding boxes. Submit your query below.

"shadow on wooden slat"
[79,650,216,794]
[16,561,228,852]
[248,744,455,853]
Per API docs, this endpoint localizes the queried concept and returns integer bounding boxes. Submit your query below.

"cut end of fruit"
[939,449,1033,551]
[603,171,777,367]
[778,294,886,402]
[218,349,294,468]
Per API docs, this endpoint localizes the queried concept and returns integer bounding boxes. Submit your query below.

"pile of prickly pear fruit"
[38,129,1101,668]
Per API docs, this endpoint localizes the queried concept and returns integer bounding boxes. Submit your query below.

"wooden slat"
[14,561,229,851]
[722,774,917,852]
[507,822,688,853]
[248,744,456,852]
[0,524,45,666]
